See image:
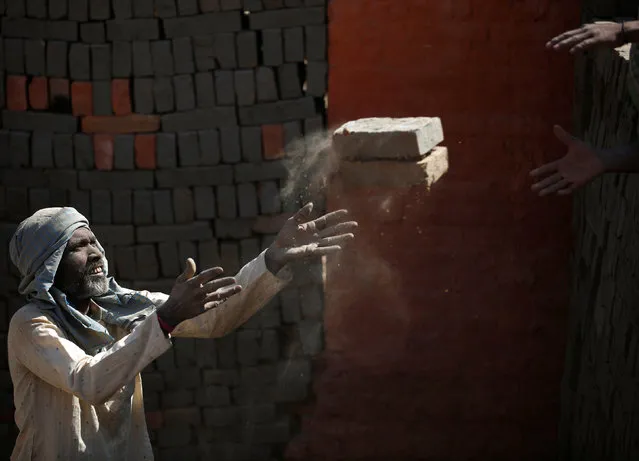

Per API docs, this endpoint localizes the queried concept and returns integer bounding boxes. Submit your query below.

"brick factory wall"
[0,1,328,459]
[285,1,580,460]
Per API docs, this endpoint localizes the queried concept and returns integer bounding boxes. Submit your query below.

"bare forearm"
[600,143,639,172]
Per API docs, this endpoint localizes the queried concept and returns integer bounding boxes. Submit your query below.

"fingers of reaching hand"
[176,258,197,283]
[311,209,350,231]
[201,276,237,294]
[553,125,575,146]
[204,283,242,308]
[539,178,571,196]
[531,172,563,192]
[557,185,576,196]
[189,266,224,287]
[293,202,314,223]
[318,234,355,248]
[317,221,358,239]
[530,160,558,178]
[547,28,587,49]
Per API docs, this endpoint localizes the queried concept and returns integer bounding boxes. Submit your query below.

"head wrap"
[10,207,156,355]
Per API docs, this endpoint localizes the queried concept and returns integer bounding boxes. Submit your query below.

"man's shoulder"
[9,303,54,331]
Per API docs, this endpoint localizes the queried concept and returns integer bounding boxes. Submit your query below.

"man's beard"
[60,263,109,300]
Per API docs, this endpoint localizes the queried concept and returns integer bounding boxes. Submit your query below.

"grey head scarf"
[9,207,157,355]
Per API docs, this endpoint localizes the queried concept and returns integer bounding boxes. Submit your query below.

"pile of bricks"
[0,0,328,459]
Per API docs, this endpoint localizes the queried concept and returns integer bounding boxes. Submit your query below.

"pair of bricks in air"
[333,117,449,189]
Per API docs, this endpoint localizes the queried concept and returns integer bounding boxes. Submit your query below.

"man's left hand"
[546,22,625,54]
[265,203,358,274]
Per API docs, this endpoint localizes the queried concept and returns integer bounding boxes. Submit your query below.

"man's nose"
[88,245,102,261]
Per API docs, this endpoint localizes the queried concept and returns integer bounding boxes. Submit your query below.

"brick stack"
[0,0,328,459]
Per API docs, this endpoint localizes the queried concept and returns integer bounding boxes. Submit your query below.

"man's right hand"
[156,259,242,328]
[546,22,625,54]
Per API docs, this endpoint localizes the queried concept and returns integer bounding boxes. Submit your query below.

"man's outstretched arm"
[530,125,639,196]
[547,20,639,53]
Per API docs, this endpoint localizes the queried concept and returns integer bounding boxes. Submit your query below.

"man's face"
[54,227,108,300]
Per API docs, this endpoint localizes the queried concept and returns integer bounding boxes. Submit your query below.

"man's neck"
[70,298,91,315]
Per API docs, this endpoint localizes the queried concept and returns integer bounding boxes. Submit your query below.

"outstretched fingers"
[530,161,559,179]
[204,284,242,308]
[532,172,563,192]
[539,178,571,196]
[190,266,225,286]
[318,234,355,248]
[311,209,351,231]
[317,221,358,238]
[547,28,587,49]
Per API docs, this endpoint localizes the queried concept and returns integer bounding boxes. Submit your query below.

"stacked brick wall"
[0,1,328,459]
[560,44,639,460]
[285,1,579,460]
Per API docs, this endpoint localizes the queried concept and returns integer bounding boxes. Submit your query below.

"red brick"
[6,76,28,111]
[111,79,132,116]
[71,82,93,116]
[28,77,49,110]
[93,134,114,171]
[81,115,160,134]
[145,411,164,430]
[49,78,70,102]
[135,134,156,169]
[262,124,285,160]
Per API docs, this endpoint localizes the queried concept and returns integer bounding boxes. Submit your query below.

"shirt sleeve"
[9,309,172,405]
[170,250,292,338]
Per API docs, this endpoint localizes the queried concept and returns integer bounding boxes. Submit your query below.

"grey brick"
[298,319,322,355]
[66,0,87,19]
[74,134,93,169]
[157,425,192,448]
[24,39,45,76]
[80,23,105,43]
[199,0,221,12]
[152,190,174,224]
[133,190,154,224]
[46,21,78,41]
[240,127,262,163]
[258,181,281,214]
[261,29,282,66]
[284,0,303,5]
[178,240,197,266]
[78,172,154,190]
[250,7,324,29]
[172,38,195,74]
[305,25,325,60]
[160,107,237,132]
[242,0,262,11]
[283,120,302,147]
[68,190,90,218]
[26,0,46,18]
[89,0,110,19]
[219,127,241,164]
[255,67,278,102]
[280,288,300,323]
[6,187,29,220]
[304,0,324,4]
[237,330,259,366]
[163,12,242,38]
[234,161,286,182]
[192,35,216,71]
[195,385,230,407]
[239,237,260,265]
[203,407,241,427]
[161,389,194,408]
[300,284,322,319]
[132,41,153,77]
[156,133,177,168]
[194,187,216,220]
[234,70,255,106]
[137,223,213,242]
[136,244,160,279]
[156,166,234,187]
[216,334,236,368]
[2,111,77,133]
[238,97,315,125]
[133,0,154,17]
[221,0,241,9]
[173,188,195,223]
[91,225,134,245]
[158,242,180,277]
[165,365,199,388]
[237,183,258,218]
[155,0,177,17]
[236,31,258,68]
[115,246,136,279]
[92,81,112,116]
[112,0,132,18]
[216,185,237,218]
[304,114,323,133]
[141,371,164,392]
[114,135,134,170]
[284,27,303,62]
[107,19,159,41]
[177,0,198,15]
[215,219,252,239]
[214,70,235,106]
[259,329,279,360]
[134,78,154,114]
[47,41,68,77]
[31,132,53,168]
[151,41,174,76]
[278,63,302,99]
[194,72,216,108]
[174,74,196,111]
[48,170,78,190]
[6,0,26,17]
[112,41,132,77]
[198,240,220,271]
[198,129,220,165]
[202,369,238,387]
[306,61,326,97]
[112,190,132,224]
[52,134,73,168]
[5,39,25,74]
[177,131,199,167]
[262,0,283,8]
[91,190,111,224]
[28,188,49,212]
[212,33,236,69]
[1,17,41,39]
[69,43,90,80]
[154,77,174,113]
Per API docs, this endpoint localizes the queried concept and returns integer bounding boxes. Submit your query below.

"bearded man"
[7,203,356,461]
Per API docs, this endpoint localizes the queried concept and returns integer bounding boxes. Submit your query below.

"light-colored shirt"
[8,251,290,461]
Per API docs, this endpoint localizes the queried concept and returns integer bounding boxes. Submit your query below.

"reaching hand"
[157,260,242,327]
[530,125,605,196]
[265,203,358,274]
[546,22,624,53]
